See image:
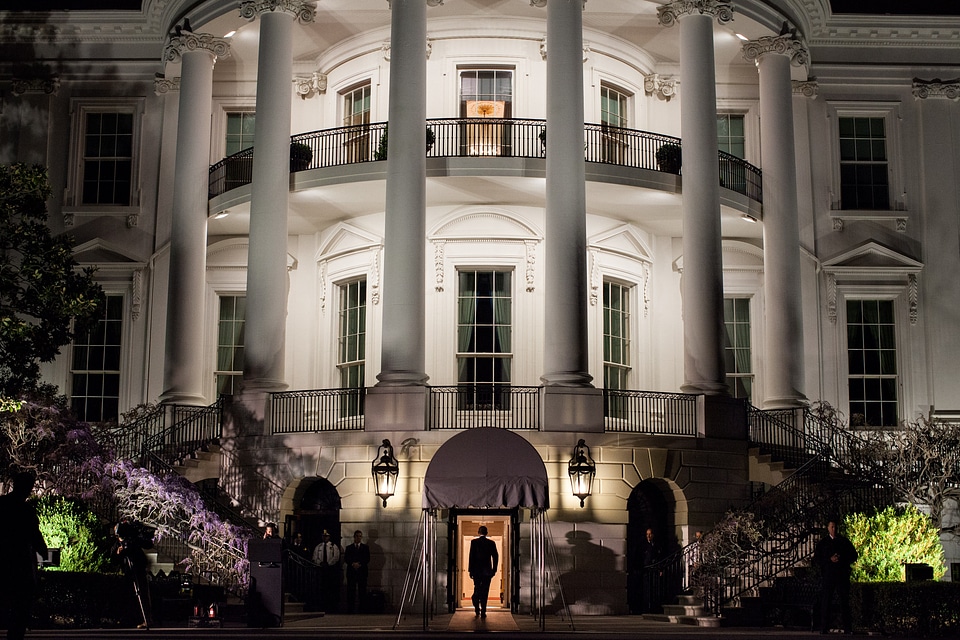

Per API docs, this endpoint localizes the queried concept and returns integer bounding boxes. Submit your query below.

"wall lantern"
[568,439,596,507]
[371,439,399,507]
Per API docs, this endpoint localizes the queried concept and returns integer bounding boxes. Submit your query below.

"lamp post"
[568,438,596,507]
[371,438,399,507]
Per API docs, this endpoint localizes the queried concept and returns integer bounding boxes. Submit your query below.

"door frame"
[446,507,521,613]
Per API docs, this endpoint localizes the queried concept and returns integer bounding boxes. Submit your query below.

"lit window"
[225,112,256,156]
[457,270,512,409]
[839,116,889,210]
[599,84,630,163]
[847,299,898,427]
[717,114,745,159]
[342,83,372,162]
[71,295,123,423]
[460,69,513,156]
[337,279,366,417]
[723,298,752,401]
[216,296,245,396]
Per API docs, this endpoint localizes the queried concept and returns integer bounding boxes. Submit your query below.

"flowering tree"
[107,460,251,592]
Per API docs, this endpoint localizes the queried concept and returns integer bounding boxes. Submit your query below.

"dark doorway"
[626,479,675,614]
[287,478,342,550]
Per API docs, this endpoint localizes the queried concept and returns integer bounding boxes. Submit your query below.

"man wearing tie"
[311,530,342,612]
[343,529,370,613]
[468,525,498,619]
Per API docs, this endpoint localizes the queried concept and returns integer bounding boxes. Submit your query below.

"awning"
[422,427,549,510]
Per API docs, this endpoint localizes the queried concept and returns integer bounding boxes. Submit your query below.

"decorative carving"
[792,79,818,98]
[826,273,837,324]
[63,211,75,227]
[164,29,231,63]
[642,263,651,317]
[908,274,918,325]
[912,77,960,101]
[742,33,809,68]
[239,0,316,23]
[371,250,381,305]
[10,75,60,97]
[433,241,445,292]
[589,250,599,306]
[154,75,180,95]
[294,72,327,99]
[524,241,537,293]
[131,269,143,321]
[530,0,547,7]
[539,37,547,61]
[644,73,676,101]
[657,0,734,28]
[318,262,326,314]
[896,218,907,233]
[832,218,844,232]
[126,213,139,228]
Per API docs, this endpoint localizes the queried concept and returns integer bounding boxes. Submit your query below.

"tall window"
[338,279,366,417]
[717,114,745,158]
[225,112,256,156]
[723,298,753,401]
[71,294,123,423]
[216,296,246,396]
[603,282,631,418]
[341,83,372,162]
[457,270,512,409]
[599,84,630,163]
[839,116,889,210]
[460,69,513,156]
[847,299,898,427]
[82,111,133,205]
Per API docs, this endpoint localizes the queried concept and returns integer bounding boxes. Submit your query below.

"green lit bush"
[34,495,111,573]
[845,504,945,582]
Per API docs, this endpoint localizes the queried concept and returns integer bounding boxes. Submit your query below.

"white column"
[376,0,430,387]
[160,30,229,404]
[744,33,809,408]
[240,2,314,392]
[541,0,592,387]
[659,1,732,396]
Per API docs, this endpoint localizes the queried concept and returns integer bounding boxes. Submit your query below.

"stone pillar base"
[365,386,429,432]
[542,386,604,432]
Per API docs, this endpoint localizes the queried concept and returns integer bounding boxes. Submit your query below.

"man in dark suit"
[343,529,370,613]
[468,525,499,618]
[814,519,858,634]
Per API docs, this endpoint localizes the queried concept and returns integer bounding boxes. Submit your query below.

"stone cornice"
[239,0,316,23]
[163,30,230,63]
[657,0,734,28]
[912,77,960,101]
[742,33,809,68]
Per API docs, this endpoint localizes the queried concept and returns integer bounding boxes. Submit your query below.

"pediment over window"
[588,224,653,263]
[73,238,146,267]
[316,222,382,261]
[208,238,297,270]
[429,208,542,241]
[822,241,923,275]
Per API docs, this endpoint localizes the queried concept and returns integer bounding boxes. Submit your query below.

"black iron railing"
[270,387,366,434]
[139,401,223,470]
[209,118,763,203]
[428,385,541,430]
[603,389,699,435]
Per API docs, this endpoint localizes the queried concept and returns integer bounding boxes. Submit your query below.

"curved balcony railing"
[208,118,763,203]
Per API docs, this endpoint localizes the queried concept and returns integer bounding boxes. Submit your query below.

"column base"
[375,370,430,386]
[158,390,209,406]
[365,386,428,432]
[680,380,730,396]
[761,395,809,410]
[542,386,604,433]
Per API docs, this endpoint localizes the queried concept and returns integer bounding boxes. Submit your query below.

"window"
[460,69,513,156]
[847,299,898,427]
[225,112,256,156]
[723,298,753,401]
[71,295,123,423]
[82,111,133,205]
[340,83,372,163]
[457,270,512,409]
[839,116,889,210]
[337,279,366,416]
[599,84,630,163]
[216,296,246,396]
[603,282,631,418]
[717,114,745,158]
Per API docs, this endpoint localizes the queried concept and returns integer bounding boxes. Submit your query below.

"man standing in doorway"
[343,530,370,613]
[469,525,499,619]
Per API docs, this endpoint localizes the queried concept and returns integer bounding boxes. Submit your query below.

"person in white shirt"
[312,530,342,612]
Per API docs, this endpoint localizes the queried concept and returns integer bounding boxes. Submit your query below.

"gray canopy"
[422,427,549,510]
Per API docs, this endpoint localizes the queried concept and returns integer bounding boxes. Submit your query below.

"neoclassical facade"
[3,0,960,614]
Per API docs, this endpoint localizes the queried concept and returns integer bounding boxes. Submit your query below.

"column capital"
[294,71,326,99]
[657,0,733,28]
[10,72,59,97]
[742,33,809,68]
[240,0,316,22]
[154,75,180,95]
[385,0,445,8]
[163,30,231,63]
[912,77,960,100]
[529,1,585,7]
[792,78,818,99]
[644,73,677,101]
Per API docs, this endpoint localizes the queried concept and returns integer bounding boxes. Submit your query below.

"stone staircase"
[644,594,721,627]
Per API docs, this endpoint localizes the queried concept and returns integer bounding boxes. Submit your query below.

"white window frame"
[63,98,144,216]
[828,101,905,213]
[68,291,127,423]
[212,98,257,161]
[715,99,760,165]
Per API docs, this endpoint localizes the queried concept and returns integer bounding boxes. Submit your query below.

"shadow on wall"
[547,529,625,615]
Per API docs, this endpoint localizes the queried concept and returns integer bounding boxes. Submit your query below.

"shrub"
[33,495,111,573]
[845,504,945,582]
[853,581,960,637]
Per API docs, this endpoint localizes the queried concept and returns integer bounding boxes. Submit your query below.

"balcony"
[209,118,762,204]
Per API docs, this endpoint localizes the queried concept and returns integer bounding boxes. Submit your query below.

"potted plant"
[655,142,682,174]
[374,126,436,161]
[290,142,313,172]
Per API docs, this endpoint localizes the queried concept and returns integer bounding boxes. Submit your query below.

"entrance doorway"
[449,509,518,612]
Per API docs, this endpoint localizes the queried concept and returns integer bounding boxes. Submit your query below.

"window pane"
[457,270,512,389]
[603,282,632,407]
[337,279,366,391]
[70,294,123,423]
[838,116,889,210]
[846,299,897,426]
